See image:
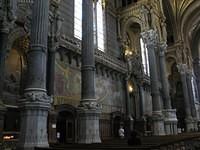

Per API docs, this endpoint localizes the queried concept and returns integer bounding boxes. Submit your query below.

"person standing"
[118,125,125,139]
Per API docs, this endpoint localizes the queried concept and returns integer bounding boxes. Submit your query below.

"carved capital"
[141,29,158,46]
[79,99,100,110]
[24,90,51,103]
[159,42,167,56]
[177,64,188,74]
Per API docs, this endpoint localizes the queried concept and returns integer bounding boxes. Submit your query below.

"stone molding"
[59,36,127,74]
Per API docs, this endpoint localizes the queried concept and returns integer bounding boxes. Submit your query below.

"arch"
[121,16,143,41]
[55,104,77,143]
[181,0,200,58]
[55,104,77,116]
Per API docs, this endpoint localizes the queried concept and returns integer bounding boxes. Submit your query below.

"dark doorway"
[56,111,75,143]
[113,116,121,137]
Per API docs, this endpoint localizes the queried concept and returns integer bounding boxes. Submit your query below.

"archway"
[111,111,124,137]
[56,104,77,143]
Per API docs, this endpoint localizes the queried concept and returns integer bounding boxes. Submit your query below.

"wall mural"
[54,58,125,113]
[54,59,81,106]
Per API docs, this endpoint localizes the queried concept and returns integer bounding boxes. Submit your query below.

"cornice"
[59,36,127,74]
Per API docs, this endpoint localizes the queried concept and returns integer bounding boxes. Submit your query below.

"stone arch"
[181,0,200,59]
[121,16,143,41]
[55,104,77,143]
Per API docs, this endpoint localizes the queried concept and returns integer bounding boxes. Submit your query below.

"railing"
[149,134,200,150]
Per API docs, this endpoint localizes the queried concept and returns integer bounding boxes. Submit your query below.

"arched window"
[191,76,198,102]
[96,0,104,51]
[140,38,150,76]
[74,0,82,39]
[74,0,105,51]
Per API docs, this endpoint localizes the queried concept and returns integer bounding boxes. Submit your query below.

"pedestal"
[17,102,50,150]
[193,118,198,131]
[152,111,165,135]
[77,108,101,144]
[163,109,178,135]
[185,117,194,132]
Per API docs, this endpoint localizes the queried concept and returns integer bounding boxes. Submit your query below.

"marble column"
[78,0,101,144]
[141,30,165,135]
[17,0,50,149]
[0,0,16,142]
[159,43,177,135]
[177,64,194,132]
[186,71,198,130]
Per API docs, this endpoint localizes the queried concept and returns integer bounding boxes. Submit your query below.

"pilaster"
[141,30,165,135]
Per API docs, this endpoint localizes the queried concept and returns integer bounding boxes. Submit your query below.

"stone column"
[0,0,16,142]
[141,30,165,135]
[78,0,101,144]
[186,71,198,131]
[18,0,50,149]
[193,58,200,98]
[177,64,194,132]
[124,76,134,134]
[159,43,177,135]
[138,84,145,117]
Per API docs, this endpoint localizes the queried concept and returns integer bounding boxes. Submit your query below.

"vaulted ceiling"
[163,0,200,57]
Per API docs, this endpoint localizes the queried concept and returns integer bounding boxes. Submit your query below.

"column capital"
[159,42,167,56]
[141,29,158,46]
[177,64,188,75]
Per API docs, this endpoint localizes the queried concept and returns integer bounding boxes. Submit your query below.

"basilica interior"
[1,0,200,149]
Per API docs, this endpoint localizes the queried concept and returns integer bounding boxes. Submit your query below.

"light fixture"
[128,85,133,93]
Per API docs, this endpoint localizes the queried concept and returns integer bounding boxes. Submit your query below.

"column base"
[152,111,165,136]
[17,101,50,150]
[185,117,194,132]
[192,118,198,131]
[77,107,101,144]
[163,109,178,135]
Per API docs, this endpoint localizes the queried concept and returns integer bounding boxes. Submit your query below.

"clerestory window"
[140,38,150,76]
[74,0,105,51]
[191,76,198,102]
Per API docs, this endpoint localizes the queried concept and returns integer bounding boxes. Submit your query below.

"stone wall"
[59,0,74,37]
[54,54,126,114]
[59,0,120,57]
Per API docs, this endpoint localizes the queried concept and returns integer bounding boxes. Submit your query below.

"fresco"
[54,59,81,106]
[54,57,125,113]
